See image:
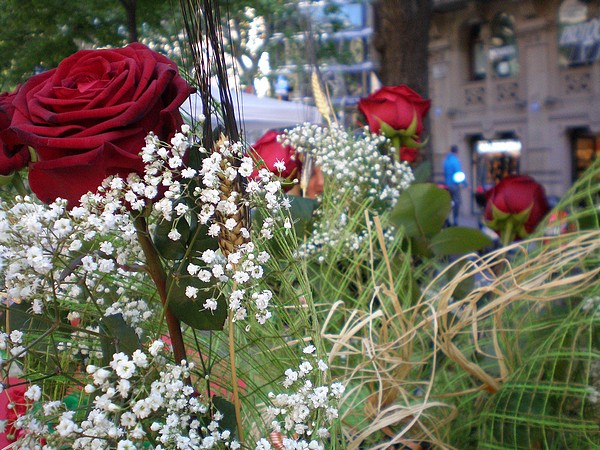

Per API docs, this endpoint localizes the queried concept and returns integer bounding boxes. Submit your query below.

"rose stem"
[134,215,187,364]
[501,220,516,248]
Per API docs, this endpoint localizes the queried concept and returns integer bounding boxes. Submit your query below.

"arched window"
[558,0,588,25]
[489,13,519,78]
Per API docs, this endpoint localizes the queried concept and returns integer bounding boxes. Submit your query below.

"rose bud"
[249,130,302,190]
[0,378,29,447]
[358,85,431,159]
[484,175,550,243]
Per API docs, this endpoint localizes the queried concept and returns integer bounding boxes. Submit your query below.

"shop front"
[470,137,522,213]
[571,129,600,182]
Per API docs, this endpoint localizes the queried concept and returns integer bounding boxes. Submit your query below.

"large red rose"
[358,85,431,135]
[484,175,550,240]
[11,43,193,206]
[0,89,30,176]
[249,130,302,183]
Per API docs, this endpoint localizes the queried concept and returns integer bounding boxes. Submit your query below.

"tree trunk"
[373,0,433,98]
[373,0,433,168]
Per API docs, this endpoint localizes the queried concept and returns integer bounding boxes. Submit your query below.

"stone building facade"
[429,0,600,215]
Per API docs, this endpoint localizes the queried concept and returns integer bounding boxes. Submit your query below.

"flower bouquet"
[1,2,599,449]
[0,33,352,449]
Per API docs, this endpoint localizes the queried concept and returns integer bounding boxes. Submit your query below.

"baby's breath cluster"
[81,126,195,216]
[279,124,410,259]
[0,122,316,450]
[176,135,293,324]
[261,345,345,450]
[0,197,131,304]
[0,196,151,338]
[13,341,237,450]
[281,123,414,209]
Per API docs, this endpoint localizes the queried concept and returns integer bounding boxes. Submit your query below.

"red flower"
[0,89,30,177]
[358,85,431,135]
[249,130,302,186]
[0,377,30,447]
[399,146,418,163]
[11,43,193,206]
[484,175,550,240]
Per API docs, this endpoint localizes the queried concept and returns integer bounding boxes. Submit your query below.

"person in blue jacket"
[443,145,468,226]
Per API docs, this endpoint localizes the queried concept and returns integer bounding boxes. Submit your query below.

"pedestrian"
[443,144,468,226]
[275,75,290,101]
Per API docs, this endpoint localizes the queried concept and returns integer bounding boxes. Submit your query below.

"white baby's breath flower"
[274,160,287,173]
[148,340,165,357]
[204,298,218,311]
[303,345,316,354]
[24,385,42,402]
[168,228,181,241]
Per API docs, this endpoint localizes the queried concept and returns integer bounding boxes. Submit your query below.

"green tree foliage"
[0,0,180,89]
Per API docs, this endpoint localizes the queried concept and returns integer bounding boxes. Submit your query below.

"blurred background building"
[268,0,599,218]
[429,0,600,214]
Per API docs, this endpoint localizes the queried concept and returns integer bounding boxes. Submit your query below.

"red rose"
[358,85,431,135]
[11,43,193,206]
[249,130,302,184]
[0,89,30,176]
[484,175,550,241]
[0,377,29,447]
[399,146,418,163]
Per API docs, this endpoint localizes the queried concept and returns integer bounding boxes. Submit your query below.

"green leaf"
[153,216,191,261]
[390,183,451,238]
[167,268,227,331]
[411,235,434,258]
[287,196,318,238]
[4,302,64,334]
[187,223,220,255]
[100,314,142,359]
[412,161,432,184]
[212,396,237,436]
[187,144,205,171]
[63,392,87,410]
[430,226,493,256]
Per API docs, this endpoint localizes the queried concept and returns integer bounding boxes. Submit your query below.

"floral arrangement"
[1,4,599,449]
[0,34,428,448]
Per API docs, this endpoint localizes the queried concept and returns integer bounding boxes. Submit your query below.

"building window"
[571,129,600,181]
[558,0,600,67]
[468,24,487,81]
[464,13,519,82]
[489,13,519,78]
